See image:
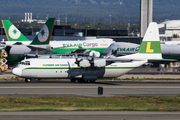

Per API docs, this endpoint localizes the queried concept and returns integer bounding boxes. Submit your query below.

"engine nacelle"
[89,51,100,58]
[79,59,91,67]
[94,59,106,67]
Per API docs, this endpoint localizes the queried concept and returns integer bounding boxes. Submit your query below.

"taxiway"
[0,81,179,97]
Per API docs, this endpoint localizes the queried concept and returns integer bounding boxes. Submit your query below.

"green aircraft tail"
[137,22,161,54]
[1,20,30,41]
[30,18,55,45]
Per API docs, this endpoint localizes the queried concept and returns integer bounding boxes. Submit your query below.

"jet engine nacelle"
[4,45,51,56]
[5,45,31,55]
[89,51,100,58]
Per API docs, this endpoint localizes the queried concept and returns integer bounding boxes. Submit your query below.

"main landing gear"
[70,79,96,83]
[25,78,32,82]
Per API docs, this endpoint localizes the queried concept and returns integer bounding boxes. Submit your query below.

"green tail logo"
[137,22,161,54]
[30,18,55,45]
[146,42,154,53]
[137,41,161,54]
[1,20,29,41]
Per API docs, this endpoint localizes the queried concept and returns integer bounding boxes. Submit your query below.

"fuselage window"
[20,61,30,65]
[25,61,30,65]
[20,62,25,65]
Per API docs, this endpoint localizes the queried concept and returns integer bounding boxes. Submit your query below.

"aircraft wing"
[105,57,139,62]
[106,58,177,63]
[148,59,177,63]
[27,45,51,51]
[70,49,89,53]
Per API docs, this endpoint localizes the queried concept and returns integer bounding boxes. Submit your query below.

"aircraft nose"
[12,68,22,76]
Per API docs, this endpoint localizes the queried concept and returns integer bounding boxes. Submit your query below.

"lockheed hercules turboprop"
[12,22,163,83]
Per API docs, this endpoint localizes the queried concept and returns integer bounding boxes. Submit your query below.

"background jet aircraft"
[103,40,180,61]
[2,20,114,59]
[3,18,55,63]
[12,22,162,83]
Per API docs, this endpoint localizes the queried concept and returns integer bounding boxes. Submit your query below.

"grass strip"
[0,96,180,111]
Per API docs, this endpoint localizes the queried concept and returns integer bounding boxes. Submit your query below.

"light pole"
[109,14,111,24]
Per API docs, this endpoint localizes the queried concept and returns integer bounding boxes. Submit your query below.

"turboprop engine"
[75,57,106,68]
[89,51,100,58]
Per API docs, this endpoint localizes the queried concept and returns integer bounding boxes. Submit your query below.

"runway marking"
[0,86,180,89]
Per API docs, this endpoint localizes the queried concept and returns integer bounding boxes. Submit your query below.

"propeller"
[74,53,83,66]
[49,47,53,58]
[88,52,95,67]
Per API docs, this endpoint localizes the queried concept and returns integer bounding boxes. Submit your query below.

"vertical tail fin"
[137,22,162,59]
[1,20,30,41]
[30,18,55,45]
[120,22,162,60]
[138,22,161,54]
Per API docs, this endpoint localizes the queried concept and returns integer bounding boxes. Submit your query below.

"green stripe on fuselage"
[51,48,106,54]
[24,66,136,70]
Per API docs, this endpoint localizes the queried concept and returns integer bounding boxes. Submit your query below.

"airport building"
[0,24,137,43]
[158,20,180,41]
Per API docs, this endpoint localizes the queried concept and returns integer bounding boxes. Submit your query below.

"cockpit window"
[20,61,30,65]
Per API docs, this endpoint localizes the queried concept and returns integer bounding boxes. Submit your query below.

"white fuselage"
[4,38,114,48]
[12,57,146,80]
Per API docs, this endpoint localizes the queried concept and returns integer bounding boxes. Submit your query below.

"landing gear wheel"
[90,80,95,83]
[25,78,32,82]
[83,80,88,83]
[77,79,83,83]
[70,79,76,82]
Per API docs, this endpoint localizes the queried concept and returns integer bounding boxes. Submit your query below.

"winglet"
[1,20,30,41]
[30,18,55,45]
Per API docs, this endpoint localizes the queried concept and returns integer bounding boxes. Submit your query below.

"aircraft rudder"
[1,20,29,41]
[30,18,55,45]
[137,22,161,54]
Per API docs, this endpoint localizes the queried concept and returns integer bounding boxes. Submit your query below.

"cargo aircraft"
[12,22,163,82]
[1,20,114,63]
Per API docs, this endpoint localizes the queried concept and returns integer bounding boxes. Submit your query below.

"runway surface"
[0,81,180,96]
[0,111,180,120]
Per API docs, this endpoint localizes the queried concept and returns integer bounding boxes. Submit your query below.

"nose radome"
[12,68,22,76]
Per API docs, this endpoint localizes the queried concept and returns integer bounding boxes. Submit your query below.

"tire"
[25,78,32,82]
[70,79,76,82]
[90,80,95,83]
[77,79,83,83]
